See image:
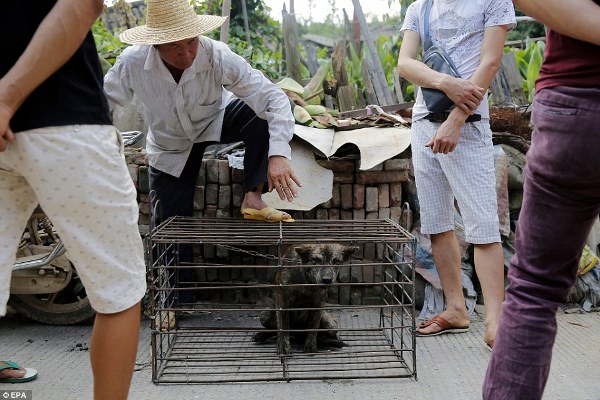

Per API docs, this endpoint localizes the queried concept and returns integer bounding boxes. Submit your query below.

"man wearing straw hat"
[105,0,302,228]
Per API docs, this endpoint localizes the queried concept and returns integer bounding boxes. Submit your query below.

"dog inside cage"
[253,243,359,353]
[148,217,417,383]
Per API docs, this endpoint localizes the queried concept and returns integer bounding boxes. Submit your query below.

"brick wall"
[126,148,412,231]
[125,148,413,305]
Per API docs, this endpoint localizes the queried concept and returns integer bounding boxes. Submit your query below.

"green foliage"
[92,20,127,65]
[506,39,545,102]
[191,0,284,79]
[507,10,545,41]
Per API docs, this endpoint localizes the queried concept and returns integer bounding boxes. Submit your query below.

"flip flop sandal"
[0,361,38,383]
[415,315,469,337]
[241,207,295,222]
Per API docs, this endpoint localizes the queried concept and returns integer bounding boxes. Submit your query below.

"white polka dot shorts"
[0,125,146,315]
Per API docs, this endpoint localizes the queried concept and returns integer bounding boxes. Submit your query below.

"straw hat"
[119,0,227,45]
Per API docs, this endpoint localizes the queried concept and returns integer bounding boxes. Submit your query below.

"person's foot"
[483,318,498,348]
[416,310,470,336]
[0,361,37,383]
[240,193,268,212]
[0,362,26,380]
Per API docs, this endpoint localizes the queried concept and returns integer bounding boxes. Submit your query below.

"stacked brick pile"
[125,148,413,305]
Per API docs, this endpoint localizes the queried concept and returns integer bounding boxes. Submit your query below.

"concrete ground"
[1,307,599,400]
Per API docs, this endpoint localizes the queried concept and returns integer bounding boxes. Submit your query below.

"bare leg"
[90,302,141,400]
[240,183,268,211]
[417,230,470,334]
[474,242,504,347]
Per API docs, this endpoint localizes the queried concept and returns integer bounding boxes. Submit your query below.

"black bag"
[421,0,460,113]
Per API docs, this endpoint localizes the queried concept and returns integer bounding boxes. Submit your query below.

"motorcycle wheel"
[8,266,96,325]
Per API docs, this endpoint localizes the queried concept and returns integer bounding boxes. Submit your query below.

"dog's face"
[294,244,359,284]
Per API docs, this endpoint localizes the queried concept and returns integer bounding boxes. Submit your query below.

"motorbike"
[8,130,144,325]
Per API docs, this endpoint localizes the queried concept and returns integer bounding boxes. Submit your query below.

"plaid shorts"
[412,119,501,244]
[0,125,146,315]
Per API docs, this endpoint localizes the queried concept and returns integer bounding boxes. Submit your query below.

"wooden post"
[392,69,405,103]
[220,0,231,43]
[352,10,362,56]
[351,0,393,105]
[489,52,528,106]
[332,42,348,86]
[282,12,303,82]
[304,43,320,77]
[361,61,379,105]
[240,0,252,45]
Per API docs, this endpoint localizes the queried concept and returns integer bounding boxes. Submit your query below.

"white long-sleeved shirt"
[104,36,294,178]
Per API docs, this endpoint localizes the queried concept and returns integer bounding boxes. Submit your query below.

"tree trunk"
[351,0,393,105]
[220,0,232,43]
[240,0,252,45]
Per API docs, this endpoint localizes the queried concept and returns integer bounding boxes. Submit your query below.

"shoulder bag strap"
[423,0,434,51]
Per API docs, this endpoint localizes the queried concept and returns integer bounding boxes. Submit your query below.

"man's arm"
[427,24,509,154]
[0,0,103,151]
[397,30,486,115]
[513,0,600,46]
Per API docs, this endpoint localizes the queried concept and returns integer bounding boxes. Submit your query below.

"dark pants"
[483,86,600,399]
[149,99,270,303]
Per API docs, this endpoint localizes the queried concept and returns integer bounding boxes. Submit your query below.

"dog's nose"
[321,277,333,284]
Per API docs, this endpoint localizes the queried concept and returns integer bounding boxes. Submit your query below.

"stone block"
[390,183,402,207]
[353,184,365,209]
[232,183,243,208]
[384,158,411,171]
[231,167,244,183]
[355,170,409,185]
[353,209,365,220]
[194,185,205,211]
[205,184,218,205]
[206,159,219,183]
[365,187,379,212]
[390,206,402,225]
[316,159,355,173]
[333,172,354,184]
[378,184,390,208]
[319,199,332,209]
[197,162,206,185]
[331,184,341,208]
[218,160,231,185]
[341,184,353,209]
[204,204,217,217]
[316,209,328,220]
[138,166,149,193]
[328,209,341,220]
[379,207,391,220]
[341,210,353,220]
[218,185,231,209]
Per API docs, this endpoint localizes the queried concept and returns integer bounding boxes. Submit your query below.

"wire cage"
[147,217,417,383]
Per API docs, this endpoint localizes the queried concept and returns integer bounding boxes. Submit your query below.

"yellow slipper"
[241,207,295,222]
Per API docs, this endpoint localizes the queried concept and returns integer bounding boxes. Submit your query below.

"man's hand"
[442,76,486,115]
[267,155,302,202]
[425,116,464,154]
[0,102,16,152]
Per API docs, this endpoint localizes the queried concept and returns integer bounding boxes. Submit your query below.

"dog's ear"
[343,245,359,260]
[294,245,312,263]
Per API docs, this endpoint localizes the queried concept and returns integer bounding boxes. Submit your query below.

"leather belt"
[425,112,481,123]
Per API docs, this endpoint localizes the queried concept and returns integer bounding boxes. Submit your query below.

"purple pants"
[483,86,600,399]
